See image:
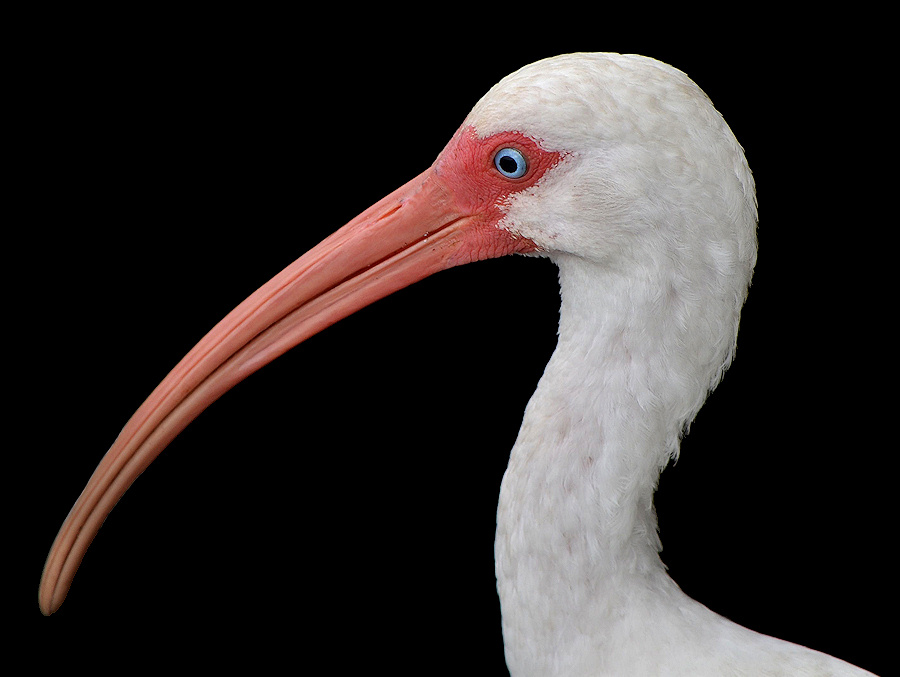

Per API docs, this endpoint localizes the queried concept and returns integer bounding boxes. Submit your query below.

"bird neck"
[496,253,708,667]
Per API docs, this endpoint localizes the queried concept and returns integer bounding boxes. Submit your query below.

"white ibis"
[39,53,875,676]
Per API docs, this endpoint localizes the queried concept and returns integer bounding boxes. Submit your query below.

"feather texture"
[470,53,873,676]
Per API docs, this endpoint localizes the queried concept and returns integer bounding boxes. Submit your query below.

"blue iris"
[494,147,528,179]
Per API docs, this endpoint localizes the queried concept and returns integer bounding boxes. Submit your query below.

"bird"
[38,52,876,675]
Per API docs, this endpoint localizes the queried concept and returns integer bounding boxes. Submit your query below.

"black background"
[12,9,891,676]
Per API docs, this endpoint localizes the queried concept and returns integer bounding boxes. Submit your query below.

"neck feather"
[496,253,733,670]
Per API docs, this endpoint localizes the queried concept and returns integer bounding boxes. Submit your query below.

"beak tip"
[39,591,64,616]
[38,595,55,616]
[39,567,64,616]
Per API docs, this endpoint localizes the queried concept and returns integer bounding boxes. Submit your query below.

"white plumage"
[469,53,872,676]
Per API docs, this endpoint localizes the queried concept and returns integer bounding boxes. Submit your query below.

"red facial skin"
[434,127,562,264]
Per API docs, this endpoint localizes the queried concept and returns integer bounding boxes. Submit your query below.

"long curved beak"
[39,157,535,615]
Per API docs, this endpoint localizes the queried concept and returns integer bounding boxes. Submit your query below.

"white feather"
[466,53,873,676]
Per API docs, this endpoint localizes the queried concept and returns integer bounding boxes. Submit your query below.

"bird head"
[39,52,757,615]
[464,53,756,296]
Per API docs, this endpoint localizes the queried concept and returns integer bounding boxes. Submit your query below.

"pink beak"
[38,135,540,615]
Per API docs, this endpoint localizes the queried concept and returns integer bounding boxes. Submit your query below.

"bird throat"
[495,254,692,671]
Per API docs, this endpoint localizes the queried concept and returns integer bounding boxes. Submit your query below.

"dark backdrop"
[13,11,890,676]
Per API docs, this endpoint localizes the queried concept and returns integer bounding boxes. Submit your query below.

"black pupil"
[499,155,520,174]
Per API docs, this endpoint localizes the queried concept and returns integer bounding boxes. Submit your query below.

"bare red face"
[432,127,562,265]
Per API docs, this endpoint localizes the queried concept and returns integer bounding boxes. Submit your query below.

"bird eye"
[493,147,528,179]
